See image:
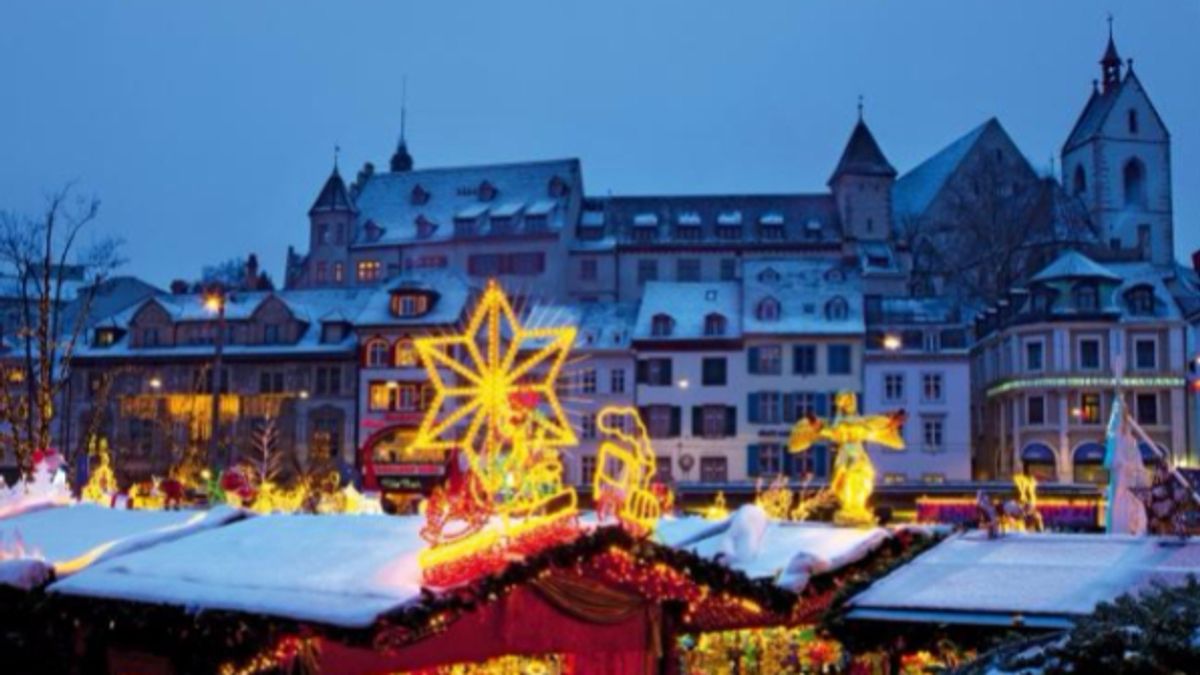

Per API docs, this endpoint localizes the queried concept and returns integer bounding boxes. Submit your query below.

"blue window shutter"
[782,393,796,423]
[814,444,828,478]
[748,393,759,423]
[725,406,737,436]
[747,444,760,477]
[815,392,829,416]
[782,447,795,476]
[747,347,760,374]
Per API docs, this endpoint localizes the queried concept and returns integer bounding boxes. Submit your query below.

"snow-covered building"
[863,297,972,484]
[971,251,1190,482]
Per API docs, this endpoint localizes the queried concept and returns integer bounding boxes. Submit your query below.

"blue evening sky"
[2,1,1197,286]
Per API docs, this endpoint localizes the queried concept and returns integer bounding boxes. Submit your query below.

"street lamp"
[148,377,162,390]
[204,285,228,466]
[883,334,902,351]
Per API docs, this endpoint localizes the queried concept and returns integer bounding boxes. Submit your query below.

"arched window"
[1073,283,1099,312]
[1128,109,1139,134]
[1125,286,1155,316]
[756,297,781,322]
[394,337,418,367]
[1072,165,1086,196]
[650,313,674,337]
[703,313,727,337]
[365,338,389,367]
[1123,158,1146,207]
[825,296,849,321]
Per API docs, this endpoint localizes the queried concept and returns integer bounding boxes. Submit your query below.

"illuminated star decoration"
[412,281,577,492]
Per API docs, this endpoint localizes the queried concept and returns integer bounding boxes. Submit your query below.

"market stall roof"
[51,513,427,629]
[658,507,892,590]
[0,504,241,590]
[846,531,1200,629]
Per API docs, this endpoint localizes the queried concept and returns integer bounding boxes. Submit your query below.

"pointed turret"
[390,138,413,173]
[828,118,897,186]
[1100,16,1123,92]
[308,166,356,216]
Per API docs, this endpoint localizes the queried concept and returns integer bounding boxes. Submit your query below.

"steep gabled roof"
[892,118,996,223]
[828,119,896,185]
[308,168,356,216]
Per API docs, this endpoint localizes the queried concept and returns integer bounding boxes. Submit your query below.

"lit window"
[394,339,418,367]
[365,339,389,367]
[580,368,597,394]
[1079,392,1102,425]
[390,293,430,317]
[356,260,381,282]
[332,262,344,283]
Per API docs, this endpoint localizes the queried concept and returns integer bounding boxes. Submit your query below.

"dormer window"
[364,220,384,242]
[703,313,727,337]
[825,296,849,321]
[824,268,845,283]
[1030,289,1054,314]
[760,221,785,241]
[1073,283,1099,312]
[263,324,282,344]
[478,180,497,202]
[321,323,345,344]
[675,213,702,241]
[756,297,781,322]
[1126,286,1155,316]
[390,292,431,317]
[94,328,118,347]
[547,175,569,198]
[650,313,674,337]
[411,184,430,205]
[632,214,659,243]
[756,267,780,284]
[415,215,437,239]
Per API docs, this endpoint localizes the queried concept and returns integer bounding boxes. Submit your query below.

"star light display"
[410,281,584,584]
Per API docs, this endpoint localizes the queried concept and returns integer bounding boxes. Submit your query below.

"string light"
[592,406,660,534]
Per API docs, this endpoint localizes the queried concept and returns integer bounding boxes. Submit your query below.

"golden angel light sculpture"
[788,391,905,527]
[410,281,581,583]
[592,406,660,534]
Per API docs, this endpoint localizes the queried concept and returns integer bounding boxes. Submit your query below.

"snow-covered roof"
[1031,250,1122,283]
[742,259,864,335]
[1,505,239,589]
[600,194,840,244]
[632,282,741,341]
[847,531,1200,629]
[574,302,637,351]
[353,271,472,328]
[51,514,426,628]
[351,159,580,246]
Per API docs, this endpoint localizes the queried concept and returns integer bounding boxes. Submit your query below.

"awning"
[1021,442,1056,464]
[1073,442,1105,464]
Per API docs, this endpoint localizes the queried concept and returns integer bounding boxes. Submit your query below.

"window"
[390,293,430,317]
[755,392,782,424]
[922,373,943,402]
[749,345,783,375]
[643,405,679,438]
[757,444,784,476]
[394,339,418,367]
[883,373,905,402]
[655,456,673,482]
[1074,283,1099,312]
[1071,337,1101,371]
[141,327,159,347]
[580,368,597,394]
[311,414,341,460]
[467,254,501,276]
[1025,340,1044,372]
[1123,158,1146,207]
[789,392,817,421]
[756,297,781,322]
[581,456,597,486]
[509,252,545,276]
[610,368,626,394]
[581,413,597,439]
[1079,393,1102,425]
[883,473,907,485]
[700,457,728,483]
[793,345,816,375]
[315,262,327,283]
[638,358,673,386]
[1073,165,1087,196]
[676,258,701,281]
[720,258,737,281]
[702,357,727,386]
[263,324,281,344]
[128,418,155,455]
[317,223,330,245]
[1135,393,1158,425]
[636,260,658,286]
[332,262,344,283]
[1126,287,1155,316]
[259,371,285,394]
[368,382,392,412]
[703,313,727,337]
[922,473,946,485]
[365,339,389,367]
[1128,109,1139,134]
[827,344,852,375]
[356,260,381,282]
[580,259,598,281]
[650,314,674,337]
[1027,395,1046,425]
[314,366,341,396]
[825,297,849,321]
[922,417,944,452]
[1134,337,1157,370]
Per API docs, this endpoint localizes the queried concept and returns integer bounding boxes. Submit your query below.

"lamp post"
[204,286,227,467]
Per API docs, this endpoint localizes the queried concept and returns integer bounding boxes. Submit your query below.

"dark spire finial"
[1100,14,1123,92]
[333,144,341,172]
[857,94,864,121]
[390,77,414,172]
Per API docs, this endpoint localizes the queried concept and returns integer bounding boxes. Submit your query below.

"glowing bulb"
[882,334,902,351]
[148,377,162,390]
[677,378,689,390]
[203,294,223,313]
[298,389,310,400]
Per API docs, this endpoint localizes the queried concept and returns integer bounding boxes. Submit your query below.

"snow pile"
[666,505,890,590]
[51,514,428,628]
[0,462,72,520]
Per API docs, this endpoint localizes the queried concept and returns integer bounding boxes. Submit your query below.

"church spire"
[1100,13,1123,93]
[390,77,414,172]
[828,103,896,186]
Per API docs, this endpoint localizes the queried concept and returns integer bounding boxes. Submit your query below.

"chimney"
[170,279,190,295]
[245,254,260,290]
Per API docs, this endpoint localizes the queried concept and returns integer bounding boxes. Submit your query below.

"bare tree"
[243,416,283,485]
[0,185,123,477]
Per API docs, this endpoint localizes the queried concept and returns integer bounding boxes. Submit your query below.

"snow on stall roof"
[0,504,240,589]
[633,282,741,340]
[51,514,428,628]
[742,259,864,335]
[847,531,1200,627]
[352,158,578,245]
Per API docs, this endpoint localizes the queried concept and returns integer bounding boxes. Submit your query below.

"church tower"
[1061,21,1173,264]
[829,106,896,242]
